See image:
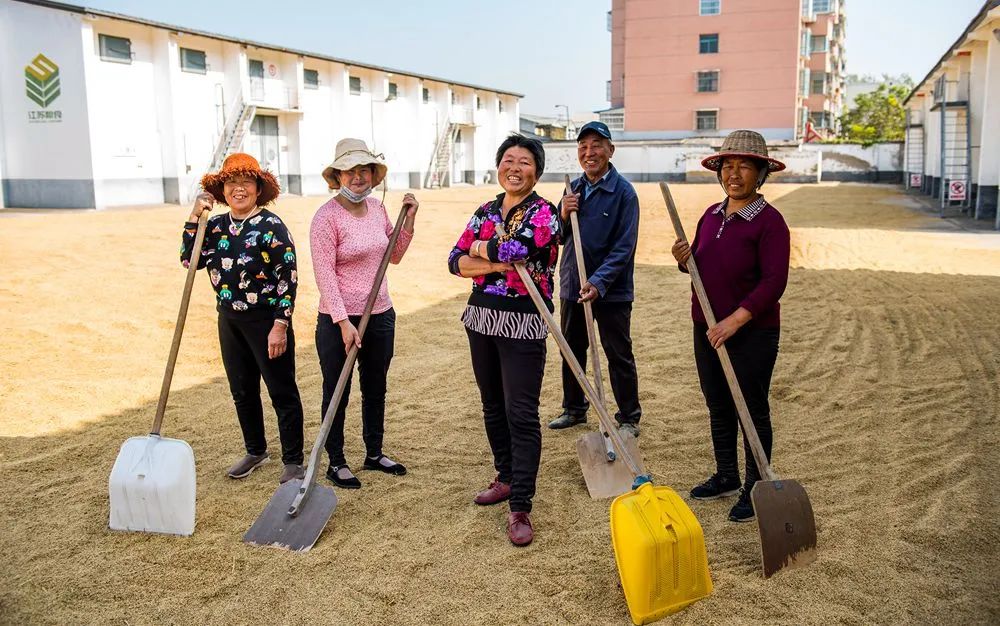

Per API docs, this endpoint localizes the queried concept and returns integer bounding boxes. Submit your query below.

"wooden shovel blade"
[750,478,817,578]
[577,431,642,499]
[243,479,338,552]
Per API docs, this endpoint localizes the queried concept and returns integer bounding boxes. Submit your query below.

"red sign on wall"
[948,180,967,201]
[909,174,922,187]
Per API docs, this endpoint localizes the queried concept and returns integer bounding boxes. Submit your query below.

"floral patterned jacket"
[180,209,297,321]
[448,192,561,313]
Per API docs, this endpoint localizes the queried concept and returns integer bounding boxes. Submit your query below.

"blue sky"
[76,0,987,115]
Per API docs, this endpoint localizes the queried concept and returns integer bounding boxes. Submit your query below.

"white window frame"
[98,34,132,64]
[179,47,206,74]
[695,109,719,131]
[303,68,319,89]
[699,33,719,54]
[696,70,720,93]
[699,0,721,16]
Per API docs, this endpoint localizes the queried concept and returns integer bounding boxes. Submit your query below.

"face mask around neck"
[339,186,372,204]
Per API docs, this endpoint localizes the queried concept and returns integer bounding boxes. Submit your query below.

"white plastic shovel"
[109,211,209,536]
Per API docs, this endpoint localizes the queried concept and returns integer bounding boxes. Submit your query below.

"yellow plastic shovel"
[496,219,712,624]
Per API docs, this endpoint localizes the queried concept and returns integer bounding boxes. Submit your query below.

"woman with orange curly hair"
[180,153,305,485]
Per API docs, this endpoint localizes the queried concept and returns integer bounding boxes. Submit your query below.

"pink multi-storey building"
[602,0,846,140]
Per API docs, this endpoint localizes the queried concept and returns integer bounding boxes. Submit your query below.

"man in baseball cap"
[548,121,643,438]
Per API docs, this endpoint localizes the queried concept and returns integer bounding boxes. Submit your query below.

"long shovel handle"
[659,182,777,481]
[151,211,210,436]
[564,175,615,462]
[493,221,645,479]
[290,203,409,516]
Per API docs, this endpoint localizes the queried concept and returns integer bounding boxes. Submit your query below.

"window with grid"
[476,95,484,110]
[388,82,398,100]
[800,68,811,96]
[699,34,719,53]
[451,91,458,105]
[699,0,721,15]
[810,35,827,53]
[180,48,206,74]
[696,110,718,131]
[99,34,132,63]
[812,0,831,13]
[809,111,828,128]
[811,71,826,95]
[349,76,361,95]
[303,69,319,89]
[422,87,430,103]
[697,70,719,92]
[800,30,811,56]
[498,99,505,113]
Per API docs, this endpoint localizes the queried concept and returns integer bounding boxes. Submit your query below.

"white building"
[903,0,1000,229]
[0,0,521,209]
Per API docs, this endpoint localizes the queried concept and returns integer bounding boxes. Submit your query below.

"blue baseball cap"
[576,121,613,142]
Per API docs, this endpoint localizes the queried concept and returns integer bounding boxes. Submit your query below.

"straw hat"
[322,138,388,190]
[701,130,786,172]
[200,153,280,207]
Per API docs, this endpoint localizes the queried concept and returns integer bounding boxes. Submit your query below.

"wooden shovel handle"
[659,182,777,481]
[565,175,615,460]
[565,175,607,406]
[291,204,409,516]
[494,220,645,478]
[151,210,210,436]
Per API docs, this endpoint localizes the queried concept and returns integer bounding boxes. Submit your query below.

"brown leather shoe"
[279,463,305,484]
[507,512,533,546]
[226,453,269,479]
[473,476,511,506]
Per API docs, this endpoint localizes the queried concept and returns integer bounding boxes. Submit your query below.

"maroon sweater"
[683,198,790,328]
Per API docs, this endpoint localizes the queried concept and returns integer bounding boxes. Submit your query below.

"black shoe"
[689,473,742,500]
[728,489,755,523]
[326,464,361,489]
[548,412,587,429]
[363,454,407,476]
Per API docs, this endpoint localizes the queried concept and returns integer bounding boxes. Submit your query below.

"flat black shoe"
[728,489,756,523]
[363,454,407,476]
[547,412,587,429]
[690,473,742,500]
[326,464,361,489]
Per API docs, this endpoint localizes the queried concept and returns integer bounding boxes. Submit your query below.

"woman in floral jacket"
[447,134,561,547]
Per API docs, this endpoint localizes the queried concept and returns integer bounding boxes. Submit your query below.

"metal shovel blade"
[242,479,338,552]
[577,431,642,499]
[751,478,817,578]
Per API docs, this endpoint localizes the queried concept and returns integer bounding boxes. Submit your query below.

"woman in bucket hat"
[180,152,305,484]
[670,130,791,523]
[311,138,419,489]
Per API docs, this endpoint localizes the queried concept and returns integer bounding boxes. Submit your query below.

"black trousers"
[315,310,396,466]
[217,315,304,465]
[466,328,546,513]
[560,299,641,424]
[692,323,779,490]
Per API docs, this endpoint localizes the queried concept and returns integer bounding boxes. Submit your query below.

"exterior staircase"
[210,97,257,171]
[424,122,459,189]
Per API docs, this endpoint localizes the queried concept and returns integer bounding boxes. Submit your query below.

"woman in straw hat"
[670,129,790,523]
[447,133,561,547]
[311,138,419,489]
[181,152,305,485]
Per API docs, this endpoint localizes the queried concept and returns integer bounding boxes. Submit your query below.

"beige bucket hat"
[321,138,388,190]
[701,129,786,172]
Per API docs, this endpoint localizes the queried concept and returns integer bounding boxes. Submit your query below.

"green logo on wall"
[25,53,60,108]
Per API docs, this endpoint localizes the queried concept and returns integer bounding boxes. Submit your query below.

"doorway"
[245,115,280,180]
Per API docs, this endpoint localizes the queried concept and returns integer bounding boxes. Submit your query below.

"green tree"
[837,82,911,146]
